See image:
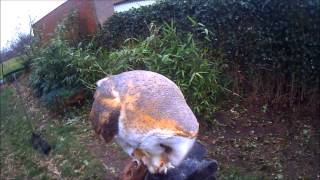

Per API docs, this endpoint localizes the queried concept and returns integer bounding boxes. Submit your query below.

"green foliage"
[99,0,320,108]
[29,21,224,121]
[29,11,107,104]
[0,57,24,80]
[29,37,77,97]
[29,32,106,101]
[0,86,106,179]
[107,23,224,118]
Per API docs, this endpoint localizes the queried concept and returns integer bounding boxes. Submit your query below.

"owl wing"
[90,79,121,143]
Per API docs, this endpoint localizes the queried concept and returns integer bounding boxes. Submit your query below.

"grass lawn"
[0,86,107,179]
[0,57,24,80]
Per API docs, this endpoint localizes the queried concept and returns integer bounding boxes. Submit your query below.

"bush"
[29,31,107,102]
[29,21,224,121]
[29,37,77,97]
[106,23,224,119]
[30,20,222,120]
[99,0,320,109]
[29,11,108,104]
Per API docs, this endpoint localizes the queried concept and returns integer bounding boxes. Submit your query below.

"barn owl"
[90,70,199,174]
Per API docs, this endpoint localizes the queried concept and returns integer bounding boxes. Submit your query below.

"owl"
[90,70,199,174]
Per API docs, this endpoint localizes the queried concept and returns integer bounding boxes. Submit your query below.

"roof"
[33,0,70,28]
[113,0,150,5]
[33,0,127,28]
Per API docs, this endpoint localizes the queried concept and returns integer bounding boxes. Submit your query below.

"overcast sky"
[1,0,66,50]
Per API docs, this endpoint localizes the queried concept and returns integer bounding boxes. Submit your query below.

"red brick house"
[32,0,124,46]
[32,0,156,46]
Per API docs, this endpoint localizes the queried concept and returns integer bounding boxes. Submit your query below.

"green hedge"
[29,36,107,103]
[105,23,224,118]
[29,22,224,120]
[99,0,320,107]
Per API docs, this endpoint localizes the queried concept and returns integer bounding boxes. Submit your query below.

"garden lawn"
[0,57,24,80]
[0,86,107,179]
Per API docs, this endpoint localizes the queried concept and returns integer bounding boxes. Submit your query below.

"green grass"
[0,57,24,79]
[0,86,107,179]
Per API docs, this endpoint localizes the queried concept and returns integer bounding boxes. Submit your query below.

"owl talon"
[159,162,175,174]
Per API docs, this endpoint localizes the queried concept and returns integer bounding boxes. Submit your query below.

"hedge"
[98,0,320,108]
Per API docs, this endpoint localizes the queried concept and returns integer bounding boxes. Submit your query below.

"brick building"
[32,0,124,46]
[32,0,156,46]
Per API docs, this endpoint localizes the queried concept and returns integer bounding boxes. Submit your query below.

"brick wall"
[33,0,114,46]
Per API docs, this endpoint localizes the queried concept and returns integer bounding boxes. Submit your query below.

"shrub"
[30,21,224,121]
[29,30,107,103]
[29,37,76,97]
[106,23,224,119]
[28,11,106,104]
[99,0,320,110]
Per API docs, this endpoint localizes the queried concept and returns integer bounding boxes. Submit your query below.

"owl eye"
[160,143,172,153]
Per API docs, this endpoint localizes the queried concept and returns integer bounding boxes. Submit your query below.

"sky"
[1,0,66,50]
